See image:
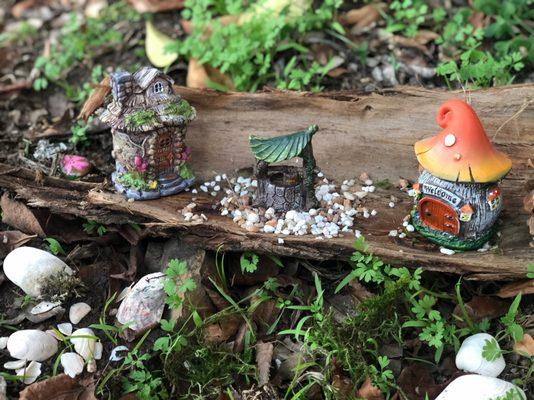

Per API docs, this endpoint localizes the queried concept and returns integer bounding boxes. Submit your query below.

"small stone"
[389,202,395,208]
[398,232,406,239]
[200,185,208,192]
[364,179,373,186]
[263,225,275,233]
[440,247,456,255]
[343,192,355,201]
[406,224,415,232]
[371,209,377,216]
[69,303,91,325]
[389,230,398,237]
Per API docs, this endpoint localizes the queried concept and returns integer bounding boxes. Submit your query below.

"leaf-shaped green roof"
[249,125,318,163]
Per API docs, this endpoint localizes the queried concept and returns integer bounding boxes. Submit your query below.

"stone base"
[112,171,194,201]
[412,210,494,251]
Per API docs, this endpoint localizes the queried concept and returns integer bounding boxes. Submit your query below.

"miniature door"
[417,197,459,235]
[154,131,175,178]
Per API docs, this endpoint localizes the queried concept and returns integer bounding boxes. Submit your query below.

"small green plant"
[117,172,154,192]
[125,110,157,128]
[276,57,337,92]
[163,259,197,310]
[386,0,429,37]
[168,0,343,92]
[44,237,65,256]
[83,220,107,236]
[70,117,93,147]
[240,251,259,274]
[165,100,195,120]
[527,263,534,279]
[0,21,38,47]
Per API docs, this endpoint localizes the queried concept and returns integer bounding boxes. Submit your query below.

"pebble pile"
[212,172,390,239]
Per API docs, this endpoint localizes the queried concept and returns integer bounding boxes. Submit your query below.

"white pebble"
[371,209,377,216]
[278,238,285,244]
[406,224,415,232]
[440,247,456,255]
[200,185,208,192]
[388,230,398,237]
[389,202,395,208]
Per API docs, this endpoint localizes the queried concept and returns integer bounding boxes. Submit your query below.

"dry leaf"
[453,296,509,327]
[0,231,36,255]
[514,333,534,357]
[187,59,235,90]
[128,0,183,13]
[356,377,383,400]
[78,76,111,120]
[497,280,534,298]
[19,374,97,400]
[11,0,38,18]
[0,193,45,237]
[204,316,241,344]
[145,20,178,68]
[340,4,384,29]
[397,364,446,400]
[327,67,349,78]
[256,341,274,386]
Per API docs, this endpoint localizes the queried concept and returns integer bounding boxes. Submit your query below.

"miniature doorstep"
[411,99,512,250]
[98,67,196,200]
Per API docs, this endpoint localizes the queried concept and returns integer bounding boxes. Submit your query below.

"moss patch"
[412,210,493,250]
[118,171,155,191]
[165,100,195,120]
[125,109,157,128]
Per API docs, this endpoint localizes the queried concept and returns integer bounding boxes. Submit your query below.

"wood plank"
[0,85,532,280]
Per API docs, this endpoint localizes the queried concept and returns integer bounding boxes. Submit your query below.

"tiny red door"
[418,197,459,235]
[154,131,174,177]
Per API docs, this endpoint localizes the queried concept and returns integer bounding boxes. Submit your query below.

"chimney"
[111,71,134,104]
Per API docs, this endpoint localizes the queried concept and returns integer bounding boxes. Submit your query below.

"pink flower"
[179,146,191,162]
[61,155,91,177]
[134,155,148,172]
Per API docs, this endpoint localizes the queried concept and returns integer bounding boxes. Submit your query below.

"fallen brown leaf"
[127,0,183,13]
[514,333,534,357]
[0,231,36,254]
[497,280,534,298]
[453,296,509,327]
[78,76,111,121]
[339,4,385,29]
[187,59,235,90]
[256,341,274,386]
[397,364,445,400]
[327,67,349,78]
[357,377,383,400]
[19,374,97,400]
[204,316,241,344]
[1,193,45,237]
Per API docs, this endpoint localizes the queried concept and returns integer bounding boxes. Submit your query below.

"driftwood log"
[1,85,532,280]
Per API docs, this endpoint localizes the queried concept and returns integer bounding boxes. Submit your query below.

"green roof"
[249,125,318,163]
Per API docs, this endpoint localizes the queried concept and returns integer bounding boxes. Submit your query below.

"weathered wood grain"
[0,84,532,280]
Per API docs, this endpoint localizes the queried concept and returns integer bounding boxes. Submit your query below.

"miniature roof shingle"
[249,125,318,163]
[133,67,173,90]
[414,99,512,183]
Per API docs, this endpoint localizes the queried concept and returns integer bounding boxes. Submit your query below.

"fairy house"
[99,67,196,200]
[249,125,319,212]
[412,99,512,250]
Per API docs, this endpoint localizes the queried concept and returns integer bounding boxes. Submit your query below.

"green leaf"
[482,338,502,361]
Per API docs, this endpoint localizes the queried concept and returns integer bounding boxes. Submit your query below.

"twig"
[493,98,533,140]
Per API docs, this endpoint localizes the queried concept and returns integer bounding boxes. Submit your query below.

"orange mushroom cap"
[414,99,512,183]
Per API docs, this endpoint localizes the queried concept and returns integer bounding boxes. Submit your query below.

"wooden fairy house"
[99,67,196,200]
[412,99,512,250]
[249,125,319,212]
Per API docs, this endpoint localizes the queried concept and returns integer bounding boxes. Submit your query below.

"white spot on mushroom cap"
[444,133,456,147]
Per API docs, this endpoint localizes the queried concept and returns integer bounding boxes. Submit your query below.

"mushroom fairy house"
[100,67,196,200]
[411,99,512,250]
[250,125,319,212]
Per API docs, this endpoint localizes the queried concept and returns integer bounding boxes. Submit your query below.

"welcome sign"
[421,184,461,207]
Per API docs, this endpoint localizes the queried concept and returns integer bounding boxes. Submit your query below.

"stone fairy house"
[412,99,512,250]
[99,67,196,200]
[250,125,319,212]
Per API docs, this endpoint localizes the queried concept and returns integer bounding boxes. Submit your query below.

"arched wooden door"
[418,197,459,235]
[154,131,175,178]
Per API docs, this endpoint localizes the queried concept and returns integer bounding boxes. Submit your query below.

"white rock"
[263,225,276,233]
[16,360,41,384]
[61,352,84,378]
[71,328,98,372]
[4,359,26,369]
[116,273,166,341]
[435,375,525,400]
[389,230,398,237]
[110,345,129,361]
[440,247,456,255]
[30,301,61,315]
[3,247,74,297]
[69,302,91,325]
[343,192,355,201]
[0,337,8,350]
[94,341,103,360]
[7,330,58,361]
[406,224,415,232]
[57,323,73,336]
[246,213,259,223]
[456,333,505,377]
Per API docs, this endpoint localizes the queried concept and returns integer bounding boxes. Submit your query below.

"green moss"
[117,171,154,191]
[165,100,195,120]
[125,109,157,128]
[412,210,494,250]
[178,164,194,180]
